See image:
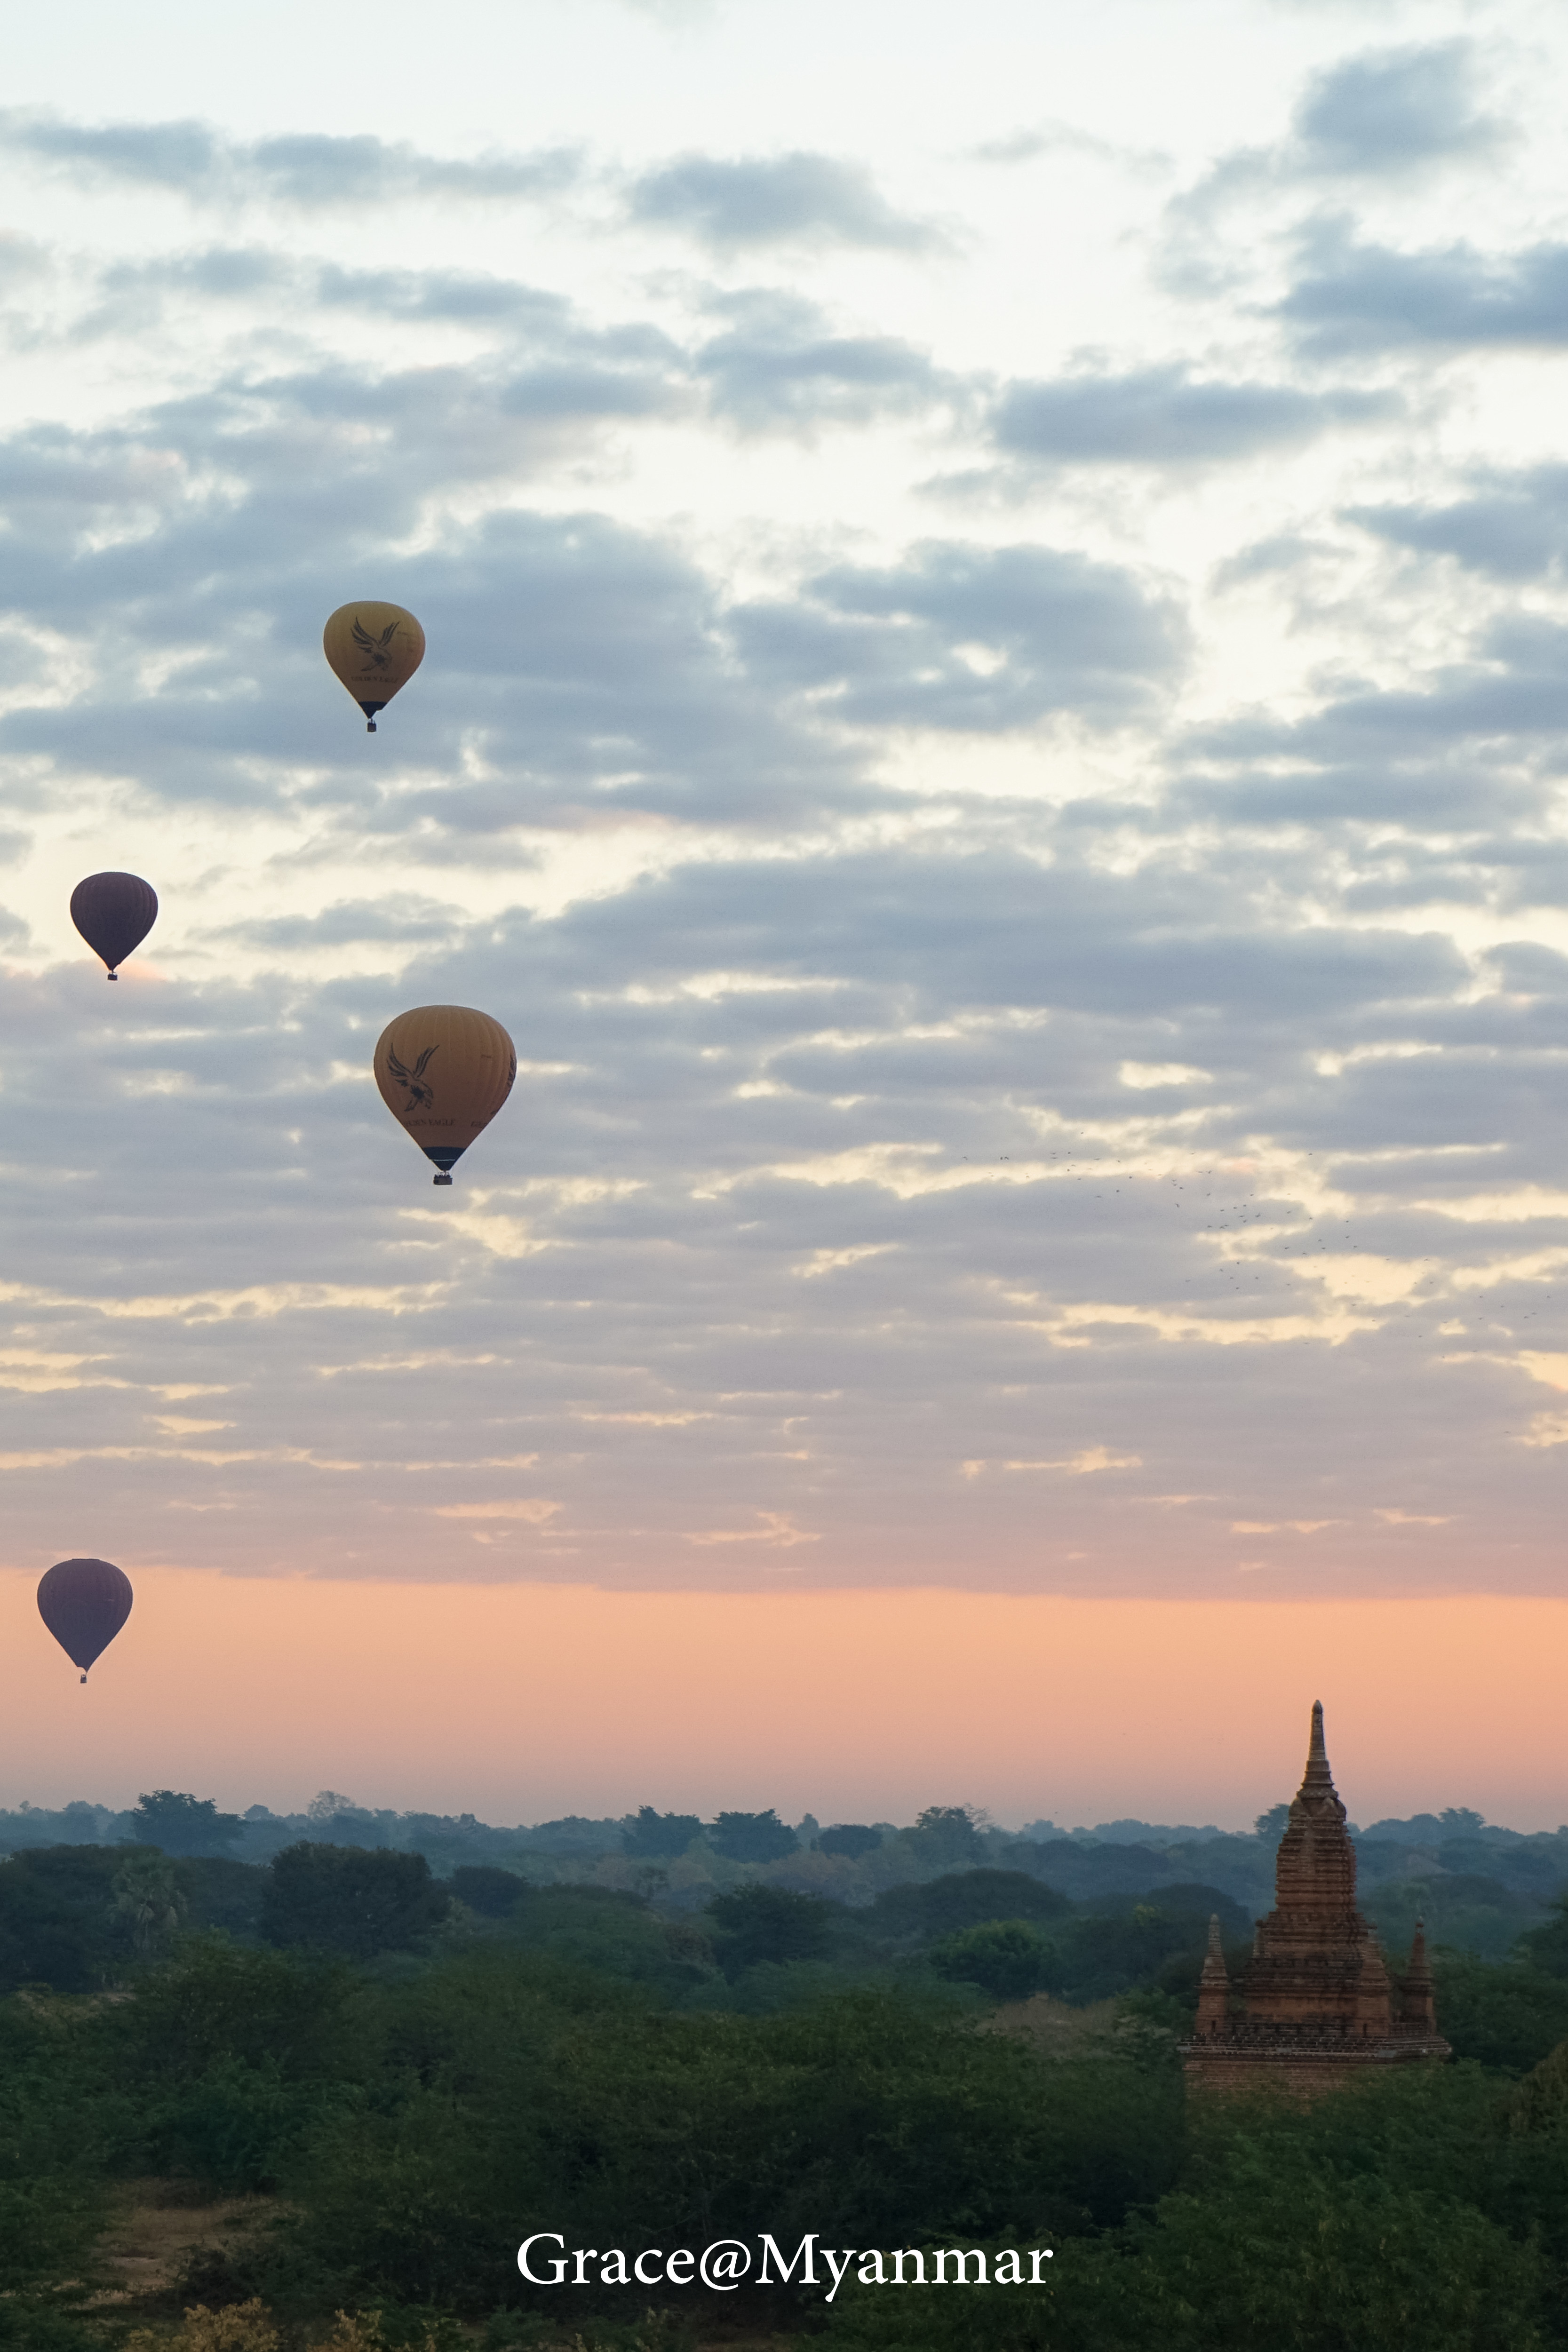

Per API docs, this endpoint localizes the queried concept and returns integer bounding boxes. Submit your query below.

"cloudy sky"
[5,0,1568,1807]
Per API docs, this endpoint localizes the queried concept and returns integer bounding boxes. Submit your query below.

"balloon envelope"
[70,873,158,978]
[374,1005,516,1184]
[38,1557,134,1679]
[323,601,425,731]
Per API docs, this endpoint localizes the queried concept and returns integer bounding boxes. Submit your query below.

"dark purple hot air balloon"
[37,1557,134,1684]
[70,872,158,980]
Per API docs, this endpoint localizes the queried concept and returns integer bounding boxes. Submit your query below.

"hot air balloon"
[374,1005,515,1185]
[37,1557,134,1684]
[70,872,158,981]
[323,601,425,733]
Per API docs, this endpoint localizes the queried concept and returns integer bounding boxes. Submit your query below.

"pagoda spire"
[1182,1703,1451,2086]
[1401,1918,1437,2030]
[1243,1695,1387,2031]
[1194,1914,1230,2036]
[1304,1698,1333,1789]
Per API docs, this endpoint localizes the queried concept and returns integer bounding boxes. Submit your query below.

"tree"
[1120,2153,1545,2352]
[928,1919,1056,2001]
[705,1884,835,1975]
[1512,2037,1568,2132]
[906,1806,986,1870]
[819,1824,883,1860]
[870,1869,1072,1940]
[130,1790,243,1858]
[1056,1895,1240,2006]
[123,1935,356,2083]
[1517,1893,1568,1979]
[1254,1802,1291,1840]
[446,1866,529,1919]
[260,1844,449,1960]
[110,1852,185,1960]
[307,1793,357,1822]
[0,1844,125,1993]
[621,1806,702,1859]
[710,1808,800,1863]
[1433,1952,1568,2072]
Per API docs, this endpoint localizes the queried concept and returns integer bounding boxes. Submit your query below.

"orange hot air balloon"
[323,601,425,733]
[37,1557,134,1684]
[374,1005,516,1185]
[71,872,158,980]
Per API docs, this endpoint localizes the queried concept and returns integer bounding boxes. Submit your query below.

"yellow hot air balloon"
[323,601,426,732]
[374,1005,516,1185]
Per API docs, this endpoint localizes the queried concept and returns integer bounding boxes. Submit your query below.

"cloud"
[1278,221,1568,355]
[628,151,939,249]
[1291,41,1509,177]
[432,1500,562,1521]
[1186,616,1568,805]
[992,365,1397,464]
[732,540,1186,731]
[1346,467,1568,580]
[697,289,949,430]
[685,1512,820,1545]
[0,111,579,206]
[966,1447,1143,1475]
[1158,42,1513,296]
[1121,1064,1211,1091]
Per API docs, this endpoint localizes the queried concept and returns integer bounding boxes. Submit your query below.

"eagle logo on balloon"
[385,1043,438,1110]
[352,617,401,667]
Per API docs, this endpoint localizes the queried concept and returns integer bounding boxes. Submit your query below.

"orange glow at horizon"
[1,1574,1564,1831]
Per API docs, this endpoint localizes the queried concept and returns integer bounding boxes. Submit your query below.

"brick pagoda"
[1182,1700,1449,2091]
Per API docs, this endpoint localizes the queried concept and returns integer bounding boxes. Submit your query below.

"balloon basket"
[433,1173,454,1186]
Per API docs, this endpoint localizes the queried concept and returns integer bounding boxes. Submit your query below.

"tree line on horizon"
[4,1790,1558,1860]
[3,1789,1560,1974]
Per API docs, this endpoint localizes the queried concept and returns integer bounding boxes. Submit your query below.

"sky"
[3,0,1568,1819]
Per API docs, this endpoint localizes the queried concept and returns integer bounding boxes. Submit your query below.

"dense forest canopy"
[2,1787,1568,2347]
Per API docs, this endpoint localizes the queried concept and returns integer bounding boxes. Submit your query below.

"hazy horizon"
[8,1573,1567,1830]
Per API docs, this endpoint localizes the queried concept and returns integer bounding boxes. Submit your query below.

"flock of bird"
[39,602,517,1687]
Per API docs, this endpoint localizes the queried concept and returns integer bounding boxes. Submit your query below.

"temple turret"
[1400,1920,1437,2032]
[1242,1699,1390,2035]
[1194,1915,1231,2036]
[1181,1702,1450,2092]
